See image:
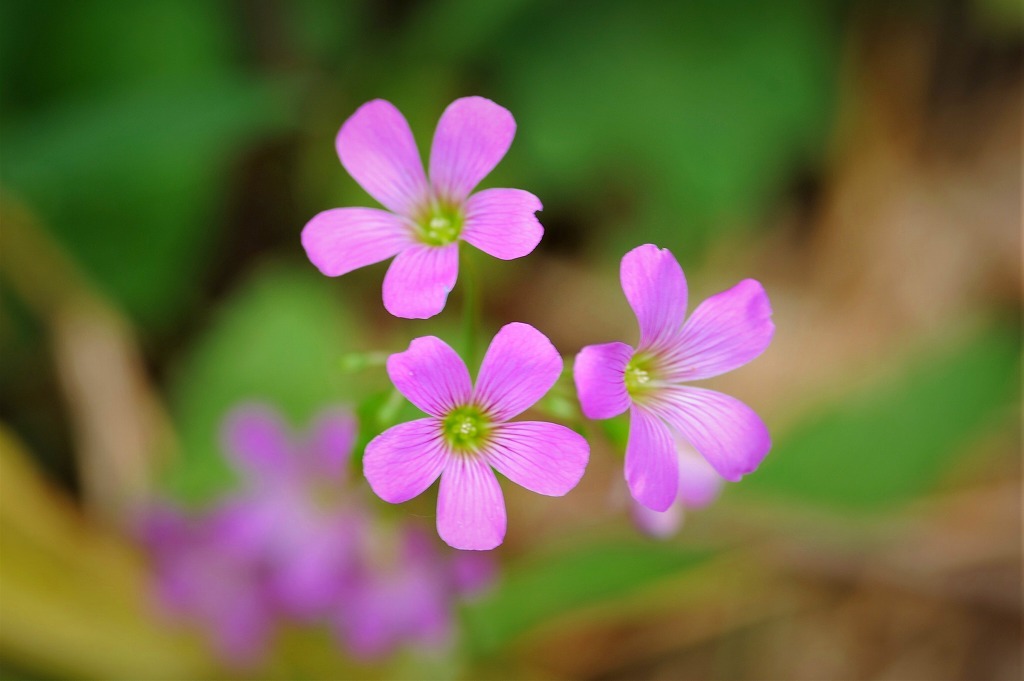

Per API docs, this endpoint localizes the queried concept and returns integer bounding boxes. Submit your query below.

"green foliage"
[463,538,714,656]
[974,0,1024,34]
[0,1,296,331]
[165,265,360,502]
[599,413,631,454]
[742,325,1020,508]
[488,0,844,256]
[0,0,237,110]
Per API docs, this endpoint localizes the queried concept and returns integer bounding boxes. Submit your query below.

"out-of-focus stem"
[339,350,390,373]
[0,191,176,527]
[0,426,209,678]
[376,386,405,430]
[0,193,90,314]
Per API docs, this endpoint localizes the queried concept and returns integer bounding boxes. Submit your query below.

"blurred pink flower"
[219,404,363,617]
[364,322,590,550]
[145,403,498,663]
[574,244,774,512]
[335,524,496,659]
[143,404,362,662]
[631,442,725,537]
[302,96,543,319]
[142,501,277,665]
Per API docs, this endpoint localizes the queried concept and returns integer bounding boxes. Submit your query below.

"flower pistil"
[441,405,492,452]
[418,201,464,246]
[625,354,657,397]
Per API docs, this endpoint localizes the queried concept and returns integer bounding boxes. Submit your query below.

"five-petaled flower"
[363,322,590,550]
[302,96,543,319]
[574,244,774,512]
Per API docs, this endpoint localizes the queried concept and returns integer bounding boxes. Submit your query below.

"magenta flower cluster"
[144,405,492,664]
[302,97,775,548]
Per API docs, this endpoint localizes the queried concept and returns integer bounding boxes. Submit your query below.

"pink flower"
[142,405,365,664]
[631,442,725,537]
[334,524,496,659]
[574,244,774,512]
[219,404,364,618]
[363,322,590,550]
[302,97,543,319]
[142,502,278,666]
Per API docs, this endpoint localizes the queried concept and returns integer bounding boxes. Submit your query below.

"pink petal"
[301,208,413,277]
[337,589,397,659]
[631,447,721,538]
[625,406,679,512]
[484,421,589,496]
[663,279,774,381]
[363,418,449,503]
[140,504,189,552]
[676,445,725,508]
[436,456,506,550]
[620,244,688,349]
[304,408,357,478]
[651,387,770,482]
[429,96,516,204]
[338,554,453,659]
[474,322,562,421]
[403,582,453,650]
[220,404,294,479]
[274,536,345,617]
[386,336,472,417]
[210,499,278,557]
[631,499,684,538]
[573,341,633,419]
[461,188,543,260]
[336,99,429,215]
[382,244,459,319]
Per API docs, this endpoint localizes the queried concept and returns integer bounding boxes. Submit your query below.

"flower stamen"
[441,405,491,452]
[625,356,657,396]
[418,202,464,246]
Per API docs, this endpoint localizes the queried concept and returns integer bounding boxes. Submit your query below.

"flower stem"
[461,248,481,368]
[376,386,405,429]
[339,350,389,373]
[535,356,583,424]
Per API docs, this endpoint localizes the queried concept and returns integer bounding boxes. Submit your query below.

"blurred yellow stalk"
[0,425,211,679]
[0,192,176,528]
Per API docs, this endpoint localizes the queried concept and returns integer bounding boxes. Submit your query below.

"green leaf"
[165,265,360,503]
[0,0,237,113]
[490,0,843,255]
[462,539,714,656]
[741,324,1020,509]
[1,77,296,331]
[0,1,297,332]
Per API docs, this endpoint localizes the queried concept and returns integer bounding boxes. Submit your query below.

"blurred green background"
[0,0,1020,679]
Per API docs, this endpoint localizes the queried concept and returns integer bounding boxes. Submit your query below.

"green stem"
[534,355,585,424]
[461,248,481,368]
[376,387,405,430]
[338,350,389,373]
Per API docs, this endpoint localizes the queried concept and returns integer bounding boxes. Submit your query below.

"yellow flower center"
[625,355,657,396]
[441,405,492,452]
[417,202,464,246]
